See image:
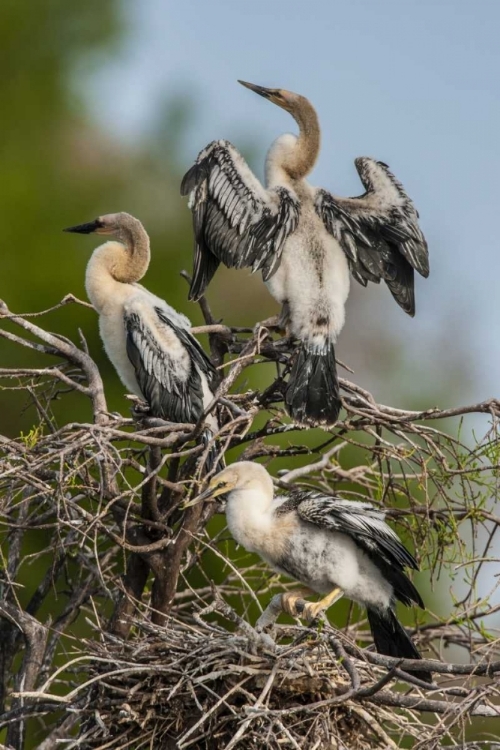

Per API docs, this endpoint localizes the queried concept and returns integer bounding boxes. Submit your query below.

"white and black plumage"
[64,212,220,468]
[181,81,429,427]
[195,461,431,683]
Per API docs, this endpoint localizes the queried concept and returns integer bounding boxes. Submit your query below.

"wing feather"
[293,491,419,572]
[181,140,300,300]
[125,307,215,424]
[315,157,429,316]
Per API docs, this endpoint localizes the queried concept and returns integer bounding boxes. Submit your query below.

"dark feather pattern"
[155,309,217,389]
[181,140,300,300]
[367,609,432,682]
[285,341,340,426]
[125,308,215,424]
[277,489,423,608]
[315,157,429,316]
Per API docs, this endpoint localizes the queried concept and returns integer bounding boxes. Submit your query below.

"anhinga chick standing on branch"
[193,461,431,683]
[181,81,429,427]
[64,212,220,469]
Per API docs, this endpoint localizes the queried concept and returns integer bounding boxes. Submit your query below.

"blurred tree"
[0,0,123,297]
[1,300,498,749]
[0,1,124,432]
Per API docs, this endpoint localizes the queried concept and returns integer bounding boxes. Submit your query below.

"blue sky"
[89,0,500,402]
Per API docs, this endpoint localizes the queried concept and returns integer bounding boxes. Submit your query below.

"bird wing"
[125,305,215,424]
[155,308,217,390]
[293,491,419,572]
[181,139,300,300]
[315,157,429,316]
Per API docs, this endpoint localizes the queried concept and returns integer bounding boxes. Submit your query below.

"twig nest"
[79,612,411,750]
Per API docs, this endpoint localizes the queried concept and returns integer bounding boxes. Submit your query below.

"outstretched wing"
[293,491,419,573]
[125,305,215,424]
[315,157,429,316]
[181,139,300,300]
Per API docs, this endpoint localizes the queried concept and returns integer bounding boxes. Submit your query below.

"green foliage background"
[0,3,284,441]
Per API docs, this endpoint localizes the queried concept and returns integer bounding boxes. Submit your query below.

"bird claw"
[281,592,327,624]
[256,590,331,631]
[301,601,326,624]
[281,592,309,619]
[126,395,151,415]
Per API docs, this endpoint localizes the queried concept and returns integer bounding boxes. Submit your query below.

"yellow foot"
[281,589,313,619]
[281,588,344,624]
[301,600,328,624]
[302,587,344,624]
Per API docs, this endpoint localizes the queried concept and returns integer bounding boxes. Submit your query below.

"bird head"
[184,462,273,508]
[185,466,240,508]
[238,80,301,114]
[63,212,133,237]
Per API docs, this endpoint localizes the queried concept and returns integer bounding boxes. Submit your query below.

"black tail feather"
[285,341,340,427]
[367,608,432,683]
[201,428,225,474]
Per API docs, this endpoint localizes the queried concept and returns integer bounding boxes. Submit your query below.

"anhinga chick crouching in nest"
[192,461,431,683]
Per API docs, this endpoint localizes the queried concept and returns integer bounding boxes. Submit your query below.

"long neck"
[85,230,150,313]
[112,218,151,283]
[225,484,274,553]
[283,97,320,180]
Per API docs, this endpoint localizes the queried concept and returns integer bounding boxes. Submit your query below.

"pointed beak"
[182,485,217,509]
[238,80,276,100]
[63,219,102,235]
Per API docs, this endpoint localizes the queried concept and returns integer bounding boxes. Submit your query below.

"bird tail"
[285,340,340,426]
[367,608,432,683]
[201,428,225,474]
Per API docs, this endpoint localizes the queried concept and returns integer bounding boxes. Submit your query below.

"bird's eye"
[216,482,226,491]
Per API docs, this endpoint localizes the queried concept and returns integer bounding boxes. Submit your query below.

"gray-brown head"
[238,80,320,179]
[64,212,144,245]
[64,212,150,284]
[238,80,309,117]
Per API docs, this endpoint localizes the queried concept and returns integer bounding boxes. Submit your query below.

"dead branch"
[1,300,500,748]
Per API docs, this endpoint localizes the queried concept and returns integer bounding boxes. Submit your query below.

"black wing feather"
[315,157,429,316]
[286,490,423,607]
[154,308,217,389]
[125,309,212,424]
[181,140,300,300]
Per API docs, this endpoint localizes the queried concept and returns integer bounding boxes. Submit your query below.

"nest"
[77,600,421,750]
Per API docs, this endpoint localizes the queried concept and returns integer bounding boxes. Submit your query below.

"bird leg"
[256,587,343,630]
[276,301,291,335]
[254,314,282,332]
[281,588,315,618]
[301,587,344,624]
[255,588,312,630]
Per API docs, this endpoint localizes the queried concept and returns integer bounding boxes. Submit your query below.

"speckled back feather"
[125,307,215,424]
[181,140,300,300]
[315,157,429,316]
[275,489,423,608]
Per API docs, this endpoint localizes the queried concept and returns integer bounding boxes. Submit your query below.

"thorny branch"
[1,298,500,748]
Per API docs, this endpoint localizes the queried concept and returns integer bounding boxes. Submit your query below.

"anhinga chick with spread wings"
[64,212,220,469]
[181,82,429,427]
[194,461,431,683]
